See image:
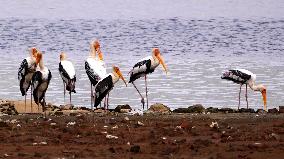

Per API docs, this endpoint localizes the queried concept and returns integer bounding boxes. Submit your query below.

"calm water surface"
[0,0,283,109]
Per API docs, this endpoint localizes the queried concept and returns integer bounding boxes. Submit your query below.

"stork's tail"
[66,79,76,93]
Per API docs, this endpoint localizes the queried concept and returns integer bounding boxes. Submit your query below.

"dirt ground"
[0,112,283,159]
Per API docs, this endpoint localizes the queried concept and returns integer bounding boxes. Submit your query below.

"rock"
[187,104,205,113]
[269,133,280,141]
[94,108,105,113]
[130,145,140,153]
[173,105,205,113]
[148,103,171,113]
[218,108,236,113]
[173,108,191,113]
[279,106,284,113]
[239,108,255,113]
[137,121,144,126]
[60,104,74,110]
[106,134,118,139]
[256,109,267,114]
[210,122,219,129]
[124,116,130,121]
[114,104,132,113]
[79,107,91,111]
[120,109,131,113]
[53,111,64,116]
[206,107,219,113]
[268,108,278,114]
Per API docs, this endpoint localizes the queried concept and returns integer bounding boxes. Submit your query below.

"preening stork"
[94,66,127,109]
[221,69,267,110]
[129,48,168,109]
[18,47,38,113]
[59,52,76,104]
[85,40,107,109]
[32,52,52,113]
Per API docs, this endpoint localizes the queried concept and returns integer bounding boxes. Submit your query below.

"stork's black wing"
[85,61,100,86]
[129,59,152,83]
[94,75,113,107]
[221,69,251,84]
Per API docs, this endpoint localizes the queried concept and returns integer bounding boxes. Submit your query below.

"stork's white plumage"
[85,40,107,109]
[32,52,52,114]
[94,66,127,109]
[221,69,267,110]
[129,48,168,109]
[59,52,76,104]
[18,47,38,112]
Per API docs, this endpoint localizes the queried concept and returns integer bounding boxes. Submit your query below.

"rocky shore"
[0,100,284,158]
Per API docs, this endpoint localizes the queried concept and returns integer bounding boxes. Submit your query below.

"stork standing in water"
[94,66,127,109]
[59,52,76,104]
[85,40,106,109]
[32,52,52,114]
[221,69,267,110]
[18,47,38,113]
[129,48,168,109]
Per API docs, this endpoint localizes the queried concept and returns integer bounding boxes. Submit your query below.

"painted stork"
[129,48,168,109]
[32,52,52,113]
[18,47,38,113]
[221,69,267,110]
[85,40,106,108]
[59,52,76,104]
[94,66,127,109]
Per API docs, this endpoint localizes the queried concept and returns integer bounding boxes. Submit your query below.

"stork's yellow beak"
[261,89,267,111]
[117,69,127,87]
[156,54,168,74]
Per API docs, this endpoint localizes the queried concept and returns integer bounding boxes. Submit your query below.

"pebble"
[106,134,118,139]
[137,121,144,126]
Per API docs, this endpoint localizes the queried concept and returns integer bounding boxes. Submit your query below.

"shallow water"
[0,0,284,110]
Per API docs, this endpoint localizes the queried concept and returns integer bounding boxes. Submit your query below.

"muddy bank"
[0,112,283,158]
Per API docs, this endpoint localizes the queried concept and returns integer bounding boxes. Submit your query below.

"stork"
[129,48,168,109]
[221,69,267,110]
[18,47,38,113]
[59,52,76,104]
[94,66,127,109]
[85,40,106,109]
[32,52,52,114]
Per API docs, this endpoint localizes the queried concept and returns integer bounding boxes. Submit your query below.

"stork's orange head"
[93,40,100,51]
[31,47,38,58]
[152,48,168,74]
[113,66,127,87]
[60,52,66,61]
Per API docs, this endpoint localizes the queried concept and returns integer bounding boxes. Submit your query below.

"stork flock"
[18,40,267,114]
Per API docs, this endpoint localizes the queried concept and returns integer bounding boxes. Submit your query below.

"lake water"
[0,0,284,110]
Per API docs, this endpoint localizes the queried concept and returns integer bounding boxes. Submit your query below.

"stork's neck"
[39,59,45,70]
[248,81,262,92]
